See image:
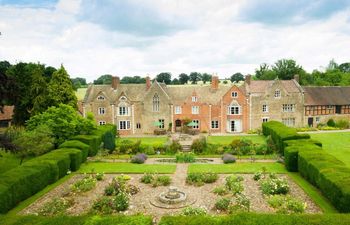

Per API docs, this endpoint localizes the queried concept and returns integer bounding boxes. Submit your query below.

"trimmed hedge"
[38,150,71,178]
[72,134,102,156]
[59,140,89,162]
[298,150,350,212]
[92,124,116,151]
[54,148,83,171]
[159,213,350,225]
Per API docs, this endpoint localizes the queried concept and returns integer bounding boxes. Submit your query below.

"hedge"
[38,150,71,178]
[298,150,350,212]
[54,148,83,171]
[72,134,102,156]
[159,213,350,225]
[59,140,89,162]
[262,121,310,153]
[92,124,116,151]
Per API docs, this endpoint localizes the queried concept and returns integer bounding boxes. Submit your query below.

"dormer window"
[97,95,105,100]
[192,96,198,102]
[274,89,281,98]
[231,92,238,98]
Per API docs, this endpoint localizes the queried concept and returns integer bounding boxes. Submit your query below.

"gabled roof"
[0,106,14,121]
[245,80,301,93]
[303,86,350,106]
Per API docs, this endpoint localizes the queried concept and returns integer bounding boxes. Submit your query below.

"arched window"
[153,93,160,112]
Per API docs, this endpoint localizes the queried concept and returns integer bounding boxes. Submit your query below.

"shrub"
[114,192,129,211]
[92,196,114,214]
[175,152,196,163]
[213,186,228,196]
[125,184,139,195]
[168,140,182,154]
[104,185,115,196]
[260,177,290,195]
[181,207,207,216]
[71,134,102,156]
[131,154,147,164]
[140,173,154,184]
[144,146,155,155]
[215,198,231,211]
[93,124,116,151]
[55,148,82,171]
[191,137,207,154]
[253,172,262,181]
[37,150,71,178]
[229,194,250,213]
[268,195,306,214]
[38,197,74,216]
[71,175,96,193]
[186,172,218,186]
[96,172,104,181]
[225,175,244,195]
[222,154,236,164]
[327,118,336,127]
[152,175,171,187]
[59,140,89,162]
[335,119,349,129]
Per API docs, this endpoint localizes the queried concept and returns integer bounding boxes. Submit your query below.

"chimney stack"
[245,75,251,85]
[112,76,120,90]
[294,74,300,83]
[146,76,151,90]
[211,75,219,90]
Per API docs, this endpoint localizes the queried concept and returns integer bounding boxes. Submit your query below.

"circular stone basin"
[150,186,196,209]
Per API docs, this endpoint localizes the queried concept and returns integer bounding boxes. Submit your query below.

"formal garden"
[1,107,350,224]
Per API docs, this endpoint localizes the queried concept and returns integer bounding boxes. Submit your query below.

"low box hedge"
[58,140,89,162]
[38,151,71,178]
[72,134,102,156]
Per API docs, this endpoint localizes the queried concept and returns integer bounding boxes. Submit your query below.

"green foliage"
[230,72,244,83]
[38,197,74,216]
[27,104,96,146]
[229,193,250,213]
[72,134,102,156]
[93,124,116,151]
[260,177,290,195]
[186,172,218,186]
[335,119,349,129]
[92,196,114,214]
[114,192,129,211]
[56,148,82,171]
[152,175,171,187]
[59,140,90,162]
[268,195,306,214]
[253,172,262,181]
[191,137,207,154]
[156,72,172,84]
[175,152,196,163]
[327,118,336,127]
[140,173,154,184]
[93,74,112,84]
[120,76,146,84]
[189,72,202,84]
[225,175,244,195]
[168,140,181,154]
[179,73,189,84]
[71,175,96,193]
[215,197,231,211]
[201,73,212,84]
[181,206,207,216]
[213,186,228,196]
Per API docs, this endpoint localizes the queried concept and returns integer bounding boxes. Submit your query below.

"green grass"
[0,150,21,174]
[309,132,350,166]
[78,162,176,174]
[117,137,168,145]
[207,135,266,145]
[288,172,337,213]
[188,162,287,174]
[98,154,277,160]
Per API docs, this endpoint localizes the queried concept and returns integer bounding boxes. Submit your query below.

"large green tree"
[47,65,77,109]
[255,63,277,80]
[201,73,212,84]
[121,76,145,84]
[272,59,305,80]
[230,72,244,83]
[156,72,172,84]
[71,77,87,90]
[30,64,48,115]
[189,72,202,84]
[179,73,189,84]
[93,74,112,84]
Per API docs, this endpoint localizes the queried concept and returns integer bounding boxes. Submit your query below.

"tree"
[71,77,87,90]
[121,76,146,84]
[189,72,202,84]
[30,64,48,115]
[272,59,305,80]
[156,72,172,84]
[47,65,77,109]
[255,63,277,80]
[26,104,96,146]
[93,74,112,84]
[201,73,212,84]
[179,73,189,84]
[339,62,350,73]
[171,78,180,85]
[43,66,57,81]
[230,72,244,83]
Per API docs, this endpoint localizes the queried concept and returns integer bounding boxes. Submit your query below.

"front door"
[230,120,236,132]
[308,117,314,127]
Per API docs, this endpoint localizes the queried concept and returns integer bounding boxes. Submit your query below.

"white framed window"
[98,107,106,115]
[282,118,295,127]
[99,121,106,125]
[192,96,198,102]
[231,92,238,98]
[228,106,240,115]
[315,117,320,123]
[282,104,295,112]
[274,89,281,98]
[262,104,268,113]
[326,105,333,109]
[175,106,182,114]
[211,120,219,129]
[192,120,199,129]
[153,93,160,112]
[192,106,199,114]
[118,120,131,130]
[136,123,141,129]
[118,106,129,116]
[262,117,269,123]
[97,95,105,100]
[158,119,164,129]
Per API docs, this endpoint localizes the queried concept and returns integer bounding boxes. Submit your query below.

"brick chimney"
[245,75,251,85]
[294,74,300,83]
[112,76,120,90]
[146,76,151,90]
[211,75,219,90]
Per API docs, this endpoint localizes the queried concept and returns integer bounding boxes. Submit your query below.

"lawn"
[207,135,266,145]
[309,132,350,166]
[116,137,168,145]
[78,162,176,174]
[188,162,286,174]
[0,150,21,174]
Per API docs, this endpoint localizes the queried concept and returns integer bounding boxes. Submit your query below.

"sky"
[0,0,350,82]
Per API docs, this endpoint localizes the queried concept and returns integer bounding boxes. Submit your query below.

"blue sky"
[0,0,350,81]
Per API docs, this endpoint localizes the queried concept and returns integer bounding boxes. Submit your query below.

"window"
[315,117,320,123]
[228,106,240,115]
[97,95,105,100]
[262,104,268,113]
[158,119,164,129]
[262,117,269,123]
[98,107,106,115]
[192,120,199,129]
[192,96,198,102]
[175,106,182,114]
[274,89,281,98]
[136,123,141,129]
[211,120,219,129]
[118,120,130,130]
[192,106,199,114]
[282,104,295,112]
[99,121,106,125]
[231,92,238,98]
[152,93,160,112]
[118,106,129,116]
[326,105,333,109]
[282,118,295,127]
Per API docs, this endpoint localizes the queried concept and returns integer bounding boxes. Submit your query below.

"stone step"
[181,145,191,152]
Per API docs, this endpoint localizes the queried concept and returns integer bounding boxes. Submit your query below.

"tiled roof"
[246,80,301,93]
[0,105,14,121]
[303,86,350,106]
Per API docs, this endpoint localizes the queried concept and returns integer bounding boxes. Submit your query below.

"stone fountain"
[150,186,196,209]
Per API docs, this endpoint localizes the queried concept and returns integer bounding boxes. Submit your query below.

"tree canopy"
[156,72,172,84]
[230,72,244,83]
[93,74,112,84]
[189,72,202,84]
[178,73,189,84]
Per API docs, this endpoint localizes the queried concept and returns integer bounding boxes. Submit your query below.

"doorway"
[308,117,314,127]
